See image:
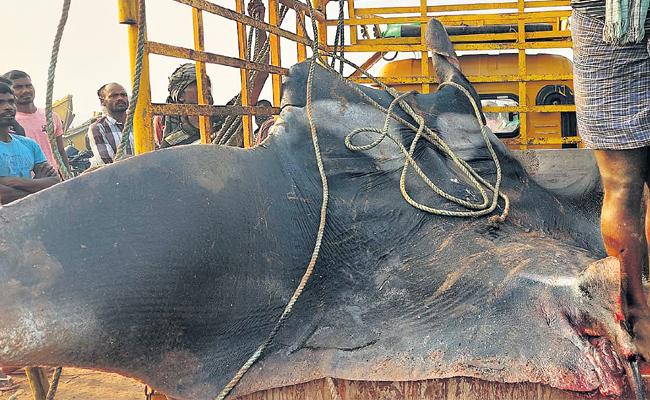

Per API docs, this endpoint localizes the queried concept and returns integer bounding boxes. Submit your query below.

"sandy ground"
[0,368,145,400]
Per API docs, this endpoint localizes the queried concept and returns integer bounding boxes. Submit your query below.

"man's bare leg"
[595,148,650,358]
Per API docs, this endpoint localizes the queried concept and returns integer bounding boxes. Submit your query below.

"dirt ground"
[0,368,145,400]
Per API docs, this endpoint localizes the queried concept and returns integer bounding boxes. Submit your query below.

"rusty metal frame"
[121,0,323,151]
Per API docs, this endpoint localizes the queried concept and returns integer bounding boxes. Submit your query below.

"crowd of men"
[0,0,269,208]
[0,0,269,390]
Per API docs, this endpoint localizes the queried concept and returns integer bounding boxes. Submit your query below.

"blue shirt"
[0,134,47,178]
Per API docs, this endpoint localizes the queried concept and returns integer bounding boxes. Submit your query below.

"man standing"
[86,82,134,166]
[3,70,70,172]
[0,77,24,136]
[156,0,269,148]
[0,82,60,204]
[571,1,650,358]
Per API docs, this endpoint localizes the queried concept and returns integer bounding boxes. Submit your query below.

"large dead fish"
[0,19,640,400]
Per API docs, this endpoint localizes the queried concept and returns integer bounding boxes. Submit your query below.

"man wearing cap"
[156,0,269,148]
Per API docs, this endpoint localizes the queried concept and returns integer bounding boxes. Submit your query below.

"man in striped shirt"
[87,82,134,167]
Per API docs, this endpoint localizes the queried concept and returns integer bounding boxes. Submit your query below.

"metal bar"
[269,0,283,108]
[483,105,575,112]
[347,0,358,44]
[341,41,572,52]
[517,0,528,150]
[526,136,581,145]
[324,10,571,26]
[279,0,326,21]
[173,0,329,52]
[419,0,429,94]
[314,0,328,62]
[117,0,137,24]
[235,0,252,148]
[127,0,153,154]
[350,73,574,84]
[354,1,570,15]
[146,42,288,75]
[353,29,570,46]
[150,103,281,116]
[192,7,211,144]
[296,10,308,61]
[347,52,384,79]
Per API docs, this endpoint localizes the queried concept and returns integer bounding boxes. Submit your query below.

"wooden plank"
[25,367,49,400]
[236,377,650,400]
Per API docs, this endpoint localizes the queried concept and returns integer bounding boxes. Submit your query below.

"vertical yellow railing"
[118,0,153,154]
[296,10,308,61]
[235,0,253,147]
[269,0,282,107]
[314,0,328,63]
[347,0,357,45]
[192,7,212,144]
[517,0,528,149]
[419,0,430,94]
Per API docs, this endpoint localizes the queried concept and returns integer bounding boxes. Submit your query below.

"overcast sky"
[4,0,570,128]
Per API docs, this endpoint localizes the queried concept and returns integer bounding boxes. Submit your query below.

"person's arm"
[54,114,71,170]
[0,184,30,204]
[248,0,269,105]
[0,165,60,194]
[0,177,58,194]
[56,136,70,171]
[87,122,114,165]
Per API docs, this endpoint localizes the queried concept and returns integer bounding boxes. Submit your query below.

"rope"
[330,0,345,74]
[291,17,510,221]
[45,0,71,179]
[115,0,146,161]
[213,1,329,398]
[214,5,289,146]
[45,367,63,400]
[344,83,509,220]
[214,5,508,398]
[42,1,70,393]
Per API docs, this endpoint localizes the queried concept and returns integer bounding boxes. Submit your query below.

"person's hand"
[247,0,265,19]
[33,163,59,179]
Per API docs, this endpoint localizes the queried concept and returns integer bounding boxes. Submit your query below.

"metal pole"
[119,0,154,154]
[235,0,252,147]
[193,7,212,144]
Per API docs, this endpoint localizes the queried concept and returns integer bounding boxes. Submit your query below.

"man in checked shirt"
[86,82,134,167]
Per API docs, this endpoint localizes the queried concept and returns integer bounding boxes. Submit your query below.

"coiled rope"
[293,14,509,221]
[115,0,146,161]
[45,0,72,179]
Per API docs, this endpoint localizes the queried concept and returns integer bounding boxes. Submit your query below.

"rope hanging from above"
[115,0,146,161]
[45,0,72,179]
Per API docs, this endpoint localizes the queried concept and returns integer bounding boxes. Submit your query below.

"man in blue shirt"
[0,82,59,204]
